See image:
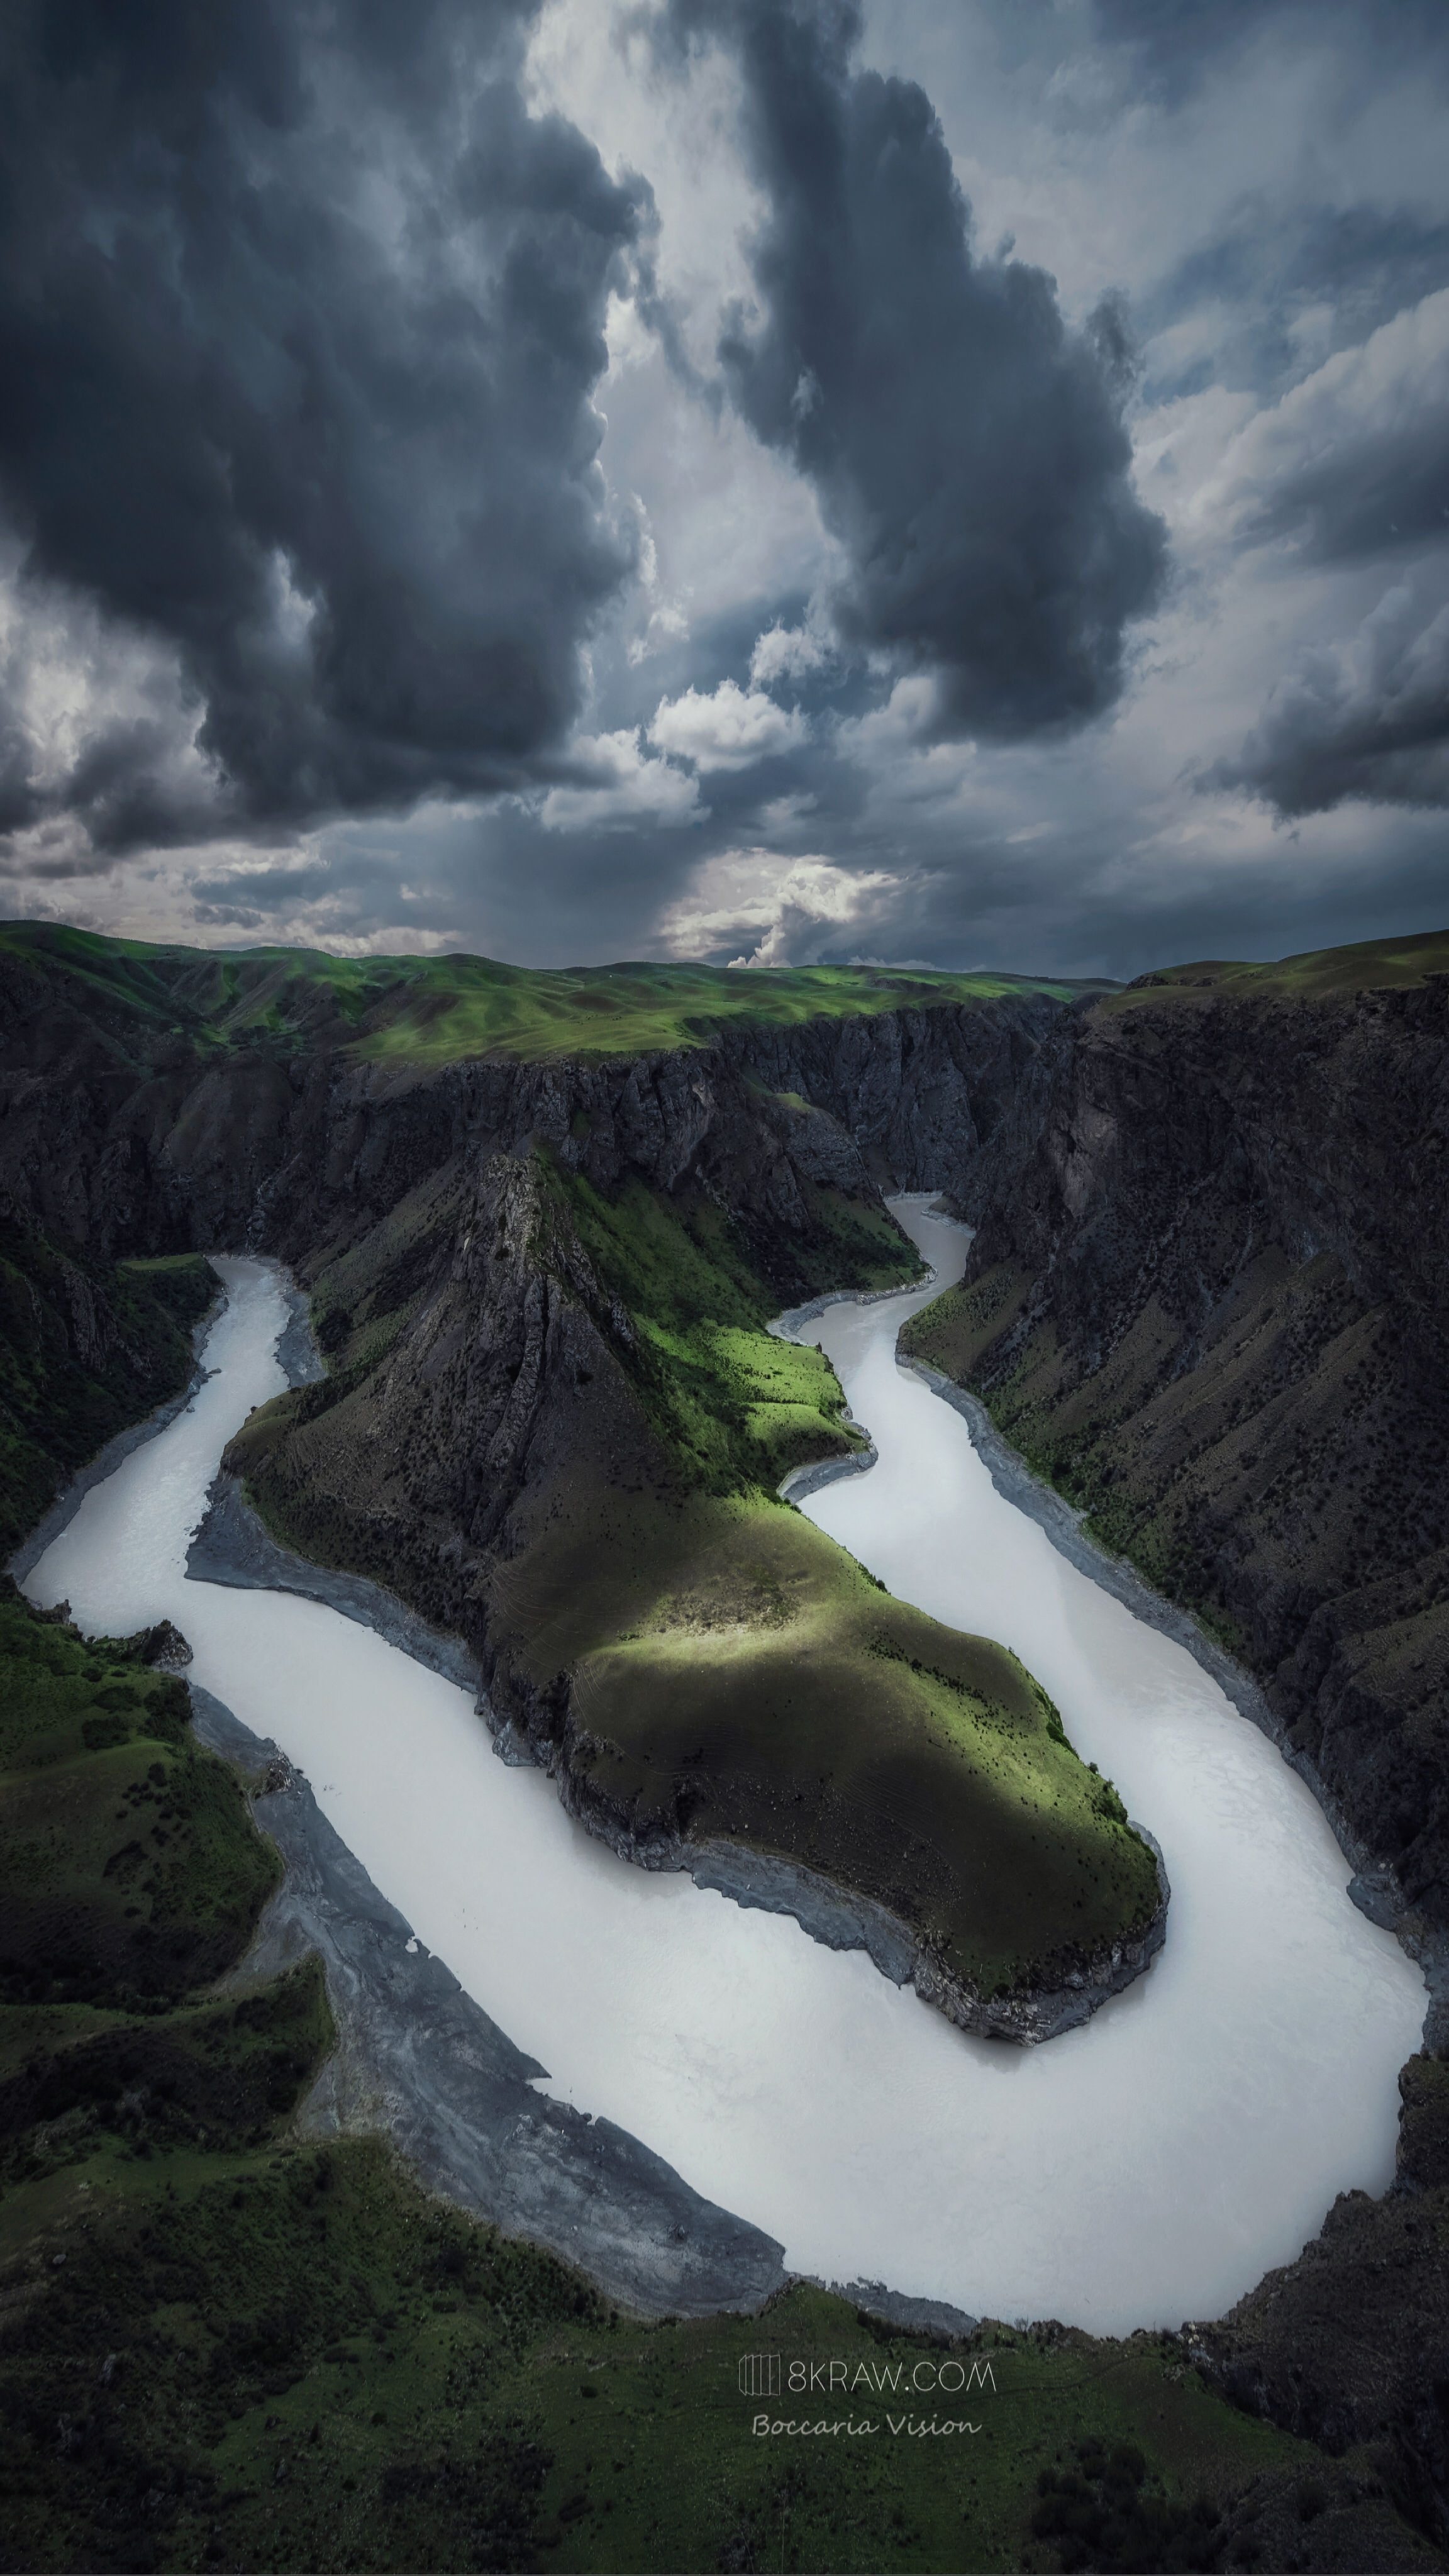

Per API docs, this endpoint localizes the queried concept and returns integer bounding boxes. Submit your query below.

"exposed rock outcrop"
[1187,2058,1449,2546]
[0,942,1060,1274]
[928,972,1449,1936]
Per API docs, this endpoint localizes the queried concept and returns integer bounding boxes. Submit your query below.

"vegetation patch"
[545,1167,884,1495]
[0,2155,1426,2575]
[0,918,1109,1069]
[0,1582,282,2028]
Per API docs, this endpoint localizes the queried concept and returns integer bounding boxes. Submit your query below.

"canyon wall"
[922,967,1449,1924]
[0,943,1061,1265]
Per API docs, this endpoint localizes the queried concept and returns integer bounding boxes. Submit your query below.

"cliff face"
[0,945,1060,1267]
[918,969,1449,1924]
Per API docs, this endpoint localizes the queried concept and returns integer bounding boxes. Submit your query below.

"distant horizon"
[5,907,1449,989]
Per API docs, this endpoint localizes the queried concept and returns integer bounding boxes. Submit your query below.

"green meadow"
[0,919,1102,1066]
[1106,924,1449,1011]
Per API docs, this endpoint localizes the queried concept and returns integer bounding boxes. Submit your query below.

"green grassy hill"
[1109,924,1449,1011]
[0,919,1108,1067]
[230,1150,1162,2011]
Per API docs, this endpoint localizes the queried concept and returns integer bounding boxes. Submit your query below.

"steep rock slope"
[906,933,1449,1927]
[896,930,1449,2529]
[1190,2053,1449,2546]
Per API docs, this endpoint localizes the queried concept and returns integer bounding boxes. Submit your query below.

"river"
[22,1201,1424,2333]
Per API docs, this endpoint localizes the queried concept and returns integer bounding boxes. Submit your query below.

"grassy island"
[231,1151,1161,2016]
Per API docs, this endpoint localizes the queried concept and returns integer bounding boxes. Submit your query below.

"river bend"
[22,1202,1423,2332]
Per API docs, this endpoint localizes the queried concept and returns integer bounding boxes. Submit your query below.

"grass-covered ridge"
[229,1152,1162,2008]
[0,918,1108,1066]
[550,1162,920,1494]
[1108,923,1449,1011]
[502,1483,1160,2002]
[520,1162,1161,1996]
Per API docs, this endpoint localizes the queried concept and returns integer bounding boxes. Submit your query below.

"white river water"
[23,1202,1424,2333]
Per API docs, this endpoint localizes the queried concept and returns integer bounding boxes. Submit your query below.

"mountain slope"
[902,928,1449,1929]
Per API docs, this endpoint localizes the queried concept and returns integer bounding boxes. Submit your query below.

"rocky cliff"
[897,931,1449,2540]
[908,941,1449,1933]
[0,936,1062,1268]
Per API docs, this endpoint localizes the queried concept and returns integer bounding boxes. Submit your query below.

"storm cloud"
[0,0,649,845]
[1209,289,1449,567]
[1211,580,1449,817]
[2,0,1448,974]
[661,0,1167,739]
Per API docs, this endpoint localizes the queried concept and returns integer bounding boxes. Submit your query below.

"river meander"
[23,1201,1424,2333]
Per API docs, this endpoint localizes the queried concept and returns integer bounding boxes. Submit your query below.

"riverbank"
[6,1269,315,1590]
[901,1353,1449,2058]
[187,1682,786,2319]
[187,1472,480,1695]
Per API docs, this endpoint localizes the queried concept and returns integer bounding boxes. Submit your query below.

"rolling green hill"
[1109,924,1449,1010]
[0,920,1110,1066]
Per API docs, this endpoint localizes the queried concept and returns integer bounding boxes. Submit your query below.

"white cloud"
[538,728,703,832]
[649,679,808,772]
[749,621,829,687]
[0,548,227,874]
[840,674,943,757]
[658,848,902,966]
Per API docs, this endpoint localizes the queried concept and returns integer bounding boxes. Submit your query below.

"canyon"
[4,918,1449,2560]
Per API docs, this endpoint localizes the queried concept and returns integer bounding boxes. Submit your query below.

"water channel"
[22,1200,1424,2333]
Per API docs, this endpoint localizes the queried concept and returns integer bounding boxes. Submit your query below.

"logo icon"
[738,2353,782,2397]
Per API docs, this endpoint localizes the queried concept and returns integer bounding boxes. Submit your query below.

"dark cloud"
[1229,359,1449,570]
[659,0,1167,741]
[0,0,650,846]
[1210,581,1449,816]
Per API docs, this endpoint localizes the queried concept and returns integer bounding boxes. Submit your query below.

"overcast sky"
[3,0,1448,976]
